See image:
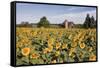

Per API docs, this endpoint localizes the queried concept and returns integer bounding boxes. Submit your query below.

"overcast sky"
[16,3,96,24]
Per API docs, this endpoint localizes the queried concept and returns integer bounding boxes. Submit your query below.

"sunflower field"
[16,27,97,65]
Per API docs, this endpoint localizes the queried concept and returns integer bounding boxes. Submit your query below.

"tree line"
[83,14,96,28]
[17,14,97,28]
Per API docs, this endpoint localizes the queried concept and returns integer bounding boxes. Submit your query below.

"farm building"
[63,19,74,28]
[16,19,75,28]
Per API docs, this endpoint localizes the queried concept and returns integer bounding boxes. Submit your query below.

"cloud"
[47,10,96,24]
[16,3,96,24]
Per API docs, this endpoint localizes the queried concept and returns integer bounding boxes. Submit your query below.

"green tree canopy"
[37,16,50,27]
[83,14,91,28]
[83,14,96,28]
[90,16,95,28]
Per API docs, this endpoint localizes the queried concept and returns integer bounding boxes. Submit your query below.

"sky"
[16,3,96,24]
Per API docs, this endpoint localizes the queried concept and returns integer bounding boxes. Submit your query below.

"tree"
[37,16,50,27]
[83,14,91,28]
[83,14,96,28]
[95,20,97,27]
[90,16,95,28]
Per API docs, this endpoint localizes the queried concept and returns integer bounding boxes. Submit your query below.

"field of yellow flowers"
[16,27,97,65]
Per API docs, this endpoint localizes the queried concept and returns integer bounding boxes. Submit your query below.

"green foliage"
[37,16,50,28]
[16,28,96,65]
[83,14,91,28]
[90,16,96,28]
[83,14,96,28]
[30,58,44,64]
[74,24,83,28]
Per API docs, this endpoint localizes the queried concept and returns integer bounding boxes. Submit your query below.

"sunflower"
[51,60,56,63]
[21,37,30,45]
[55,51,60,56]
[48,38,54,46]
[88,47,93,52]
[69,51,73,56]
[71,41,77,47]
[69,48,75,56]
[43,48,49,54]
[79,51,84,58]
[32,53,40,59]
[80,43,85,49]
[91,37,94,41]
[22,48,30,56]
[33,31,37,36]
[89,54,96,61]
[62,44,67,49]
[56,42,61,49]
[48,46,53,52]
